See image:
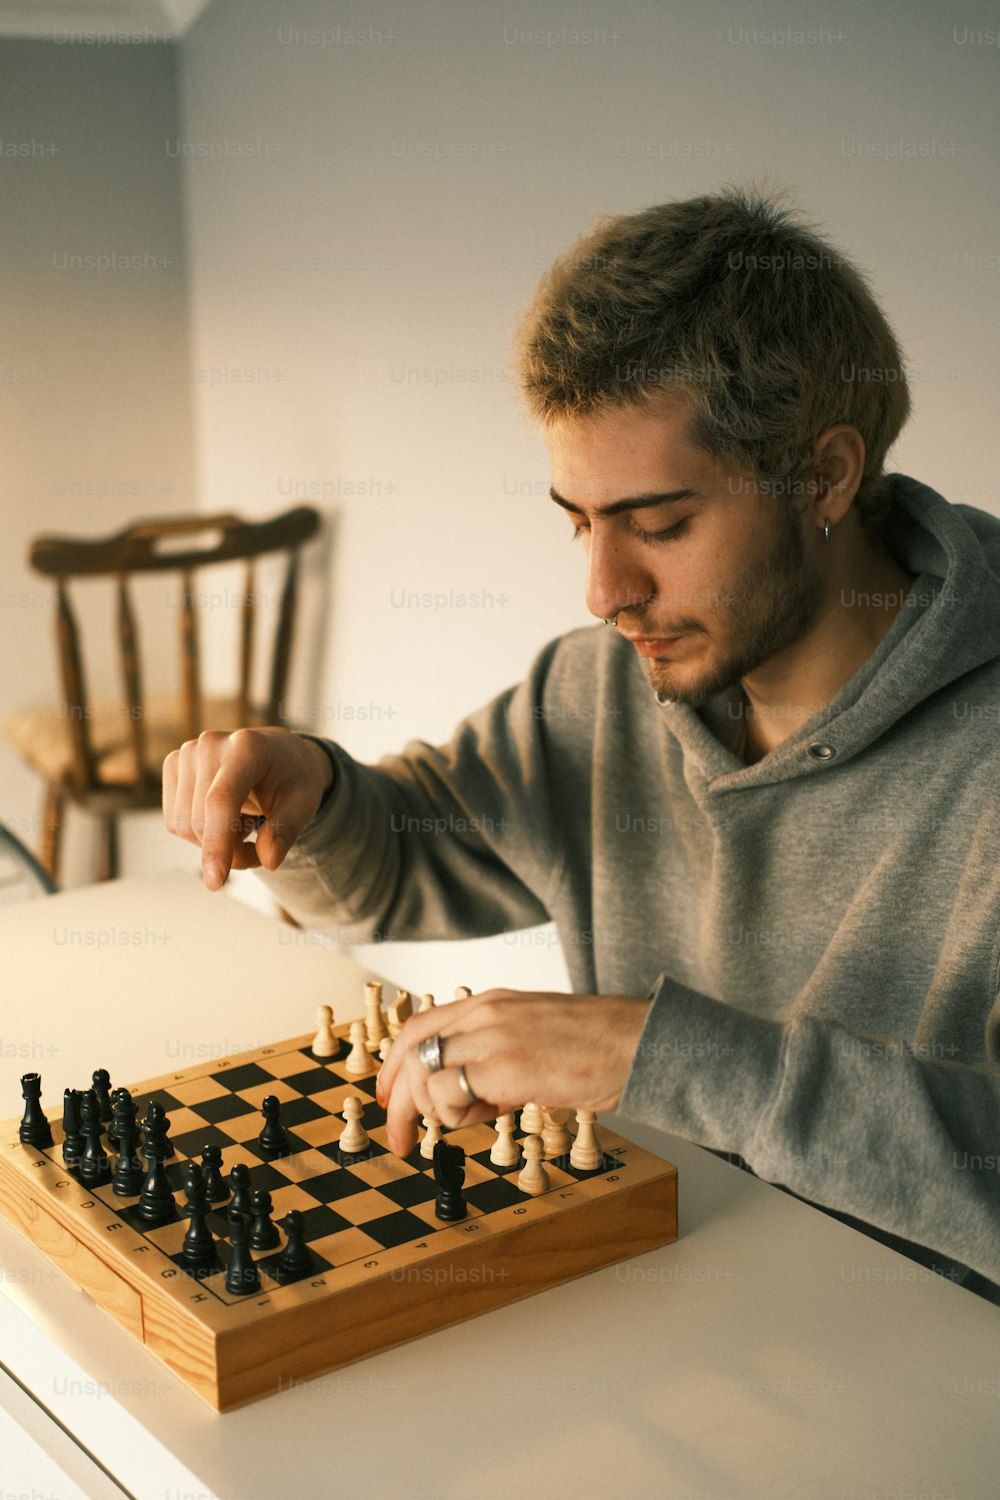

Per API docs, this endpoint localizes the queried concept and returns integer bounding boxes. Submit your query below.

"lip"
[623,634,687,657]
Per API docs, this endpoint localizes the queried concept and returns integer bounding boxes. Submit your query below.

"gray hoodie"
[261,475,1000,1299]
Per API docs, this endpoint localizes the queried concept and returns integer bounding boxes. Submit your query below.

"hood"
[658,474,1000,787]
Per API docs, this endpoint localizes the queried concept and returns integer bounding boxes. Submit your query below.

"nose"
[584,525,655,624]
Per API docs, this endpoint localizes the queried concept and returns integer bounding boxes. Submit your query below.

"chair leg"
[40,785,65,885]
[99,813,120,882]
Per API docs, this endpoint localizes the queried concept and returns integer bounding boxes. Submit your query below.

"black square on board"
[378,1175,437,1210]
[212,1062,274,1092]
[191,1094,257,1125]
[362,1209,436,1250]
[282,1067,343,1097]
[275,1097,328,1128]
[299,1203,354,1240]
[464,1176,526,1214]
[297,1169,370,1204]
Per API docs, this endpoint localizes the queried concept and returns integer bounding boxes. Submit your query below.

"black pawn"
[143,1099,175,1159]
[228,1162,253,1219]
[61,1088,82,1168]
[432,1140,468,1222]
[77,1089,112,1188]
[92,1069,113,1124]
[249,1189,280,1251]
[257,1095,291,1158]
[112,1095,144,1196]
[107,1085,131,1147]
[136,1115,177,1228]
[225,1206,260,1296]
[201,1145,228,1203]
[18,1073,53,1149]
[275,1210,314,1283]
[181,1164,219,1272]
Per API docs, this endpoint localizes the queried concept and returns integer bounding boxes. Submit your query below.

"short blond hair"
[515,188,911,526]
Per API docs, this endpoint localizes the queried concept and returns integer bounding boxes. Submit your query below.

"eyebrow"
[548,486,700,518]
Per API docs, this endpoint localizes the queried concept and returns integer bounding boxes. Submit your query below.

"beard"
[635,503,824,709]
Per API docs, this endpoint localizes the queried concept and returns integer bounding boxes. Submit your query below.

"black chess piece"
[18,1073,53,1148]
[92,1069,113,1125]
[61,1088,82,1168]
[432,1140,468,1221]
[225,1206,260,1296]
[257,1095,291,1158]
[107,1085,130,1147]
[111,1093,144,1196]
[201,1144,228,1202]
[136,1104,178,1227]
[77,1089,112,1188]
[274,1210,314,1284]
[249,1189,280,1251]
[143,1099,175,1159]
[228,1163,253,1219]
[181,1163,219,1273]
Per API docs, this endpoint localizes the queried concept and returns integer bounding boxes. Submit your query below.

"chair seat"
[5,695,263,790]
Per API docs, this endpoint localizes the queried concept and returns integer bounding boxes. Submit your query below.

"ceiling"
[0,0,214,39]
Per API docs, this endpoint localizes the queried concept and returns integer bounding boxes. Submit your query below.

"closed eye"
[571,517,691,544]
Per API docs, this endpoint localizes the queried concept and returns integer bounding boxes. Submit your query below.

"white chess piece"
[420,1116,442,1160]
[340,1096,369,1154]
[378,1036,393,1064]
[570,1110,603,1171]
[344,1020,371,1075]
[311,1004,337,1058]
[490,1113,521,1168]
[517,1135,549,1196]
[520,1101,544,1136]
[387,989,412,1038]
[541,1108,572,1158]
[417,993,436,1013]
[364,981,387,1051]
[453,985,472,1001]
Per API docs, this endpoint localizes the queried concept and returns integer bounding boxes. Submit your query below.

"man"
[163,189,1000,1301]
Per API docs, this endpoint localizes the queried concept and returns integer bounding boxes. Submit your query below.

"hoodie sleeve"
[620,974,1000,1295]
[256,642,566,942]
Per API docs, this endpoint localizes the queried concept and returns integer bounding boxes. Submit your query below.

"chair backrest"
[0,824,58,903]
[29,507,321,793]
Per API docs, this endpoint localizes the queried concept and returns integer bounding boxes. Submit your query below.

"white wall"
[0,38,196,883]
[176,0,1000,996]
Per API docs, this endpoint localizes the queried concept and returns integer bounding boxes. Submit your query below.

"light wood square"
[330,1188,409,1226]
[309,1084,372,1117]
[253,1049,313,1079]
[168,1077,231,1106]
[290,1116,342,1148]
[267,1183,318,1219]
[239,1079,300,1109]
[310,1226,384,1266]
[164,1107,211,1138]
[347,1155,418,1187]
[214,1113,265,1144]
[273,1148,336,1184]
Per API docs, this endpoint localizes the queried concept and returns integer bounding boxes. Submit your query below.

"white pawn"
[311,1004,337,1058]
[517,1135,549,1196]
[419,1116,442,1160]
[520,1101,544,1136]
[344,1020,370,1075]
[453,985,472,1001]
[541,1108,572,1158]
[378,1036,393,1065]
[417,993,436,1013]
[340,1096,369,1154]
[490,1113,521,1168]
[570,1110,603,1171]
[364,981,388,1051]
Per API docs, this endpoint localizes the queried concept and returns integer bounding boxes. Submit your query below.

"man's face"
[546,394,824,706]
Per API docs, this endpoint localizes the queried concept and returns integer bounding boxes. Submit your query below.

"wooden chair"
[0,823,58,905]
[5,507,321,884]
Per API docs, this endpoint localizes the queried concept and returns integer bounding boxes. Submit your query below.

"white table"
[0,873,997,1500]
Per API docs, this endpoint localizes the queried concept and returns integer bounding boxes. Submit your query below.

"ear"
[810,425,866,532]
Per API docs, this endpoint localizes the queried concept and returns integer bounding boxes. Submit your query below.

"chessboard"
[0,1007,678,1411]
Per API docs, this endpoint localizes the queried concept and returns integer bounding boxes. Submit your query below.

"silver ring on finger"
[417,1034,446,1074]
[456,1065,480,1105]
